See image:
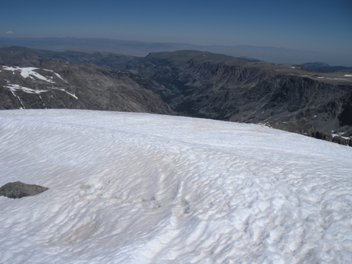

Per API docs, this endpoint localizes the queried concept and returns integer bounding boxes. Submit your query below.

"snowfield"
[0,110,351,264]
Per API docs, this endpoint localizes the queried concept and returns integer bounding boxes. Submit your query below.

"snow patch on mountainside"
[3,83,78,104]
[43,69,67,83]
[53,88,78,99]
[2,66,55,83]
[0,110,351,264]
[5,84,49,94]
[332,132,351,140]
[1,66,77,102]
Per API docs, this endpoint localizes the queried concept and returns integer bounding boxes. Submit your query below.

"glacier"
[0,109,351,264]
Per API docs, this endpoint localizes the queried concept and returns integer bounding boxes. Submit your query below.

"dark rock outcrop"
[0,181,48,199]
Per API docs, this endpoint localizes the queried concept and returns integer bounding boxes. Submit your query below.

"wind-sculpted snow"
[0,110,351,264]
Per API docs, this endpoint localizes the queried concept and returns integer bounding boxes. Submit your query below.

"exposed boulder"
[0,181,48,199]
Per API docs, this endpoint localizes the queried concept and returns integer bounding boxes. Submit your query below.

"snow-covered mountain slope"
[0,110,351,264]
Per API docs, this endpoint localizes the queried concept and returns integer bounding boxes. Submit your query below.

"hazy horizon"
[1,35,351,55]
[1,35,352,66]
[1,0,351,54]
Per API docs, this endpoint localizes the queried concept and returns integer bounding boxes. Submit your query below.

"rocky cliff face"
[127,51,352,145]
[1,47,351,145]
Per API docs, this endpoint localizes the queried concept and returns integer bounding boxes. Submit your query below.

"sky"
[0,0,351,54]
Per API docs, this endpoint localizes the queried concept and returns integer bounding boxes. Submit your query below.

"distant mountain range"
[297,62,352,73]
[0,46,351,146]
[1,37,352,66]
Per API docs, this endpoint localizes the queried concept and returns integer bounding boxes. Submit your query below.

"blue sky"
[0,0,351,53]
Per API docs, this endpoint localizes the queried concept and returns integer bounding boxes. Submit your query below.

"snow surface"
[0,110,351,264]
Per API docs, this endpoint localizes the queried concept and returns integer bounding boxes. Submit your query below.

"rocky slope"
[0,47,351,145]
[126,51,352,145]
[0,47,172,114]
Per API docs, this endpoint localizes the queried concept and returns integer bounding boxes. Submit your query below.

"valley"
[0,47,351,146]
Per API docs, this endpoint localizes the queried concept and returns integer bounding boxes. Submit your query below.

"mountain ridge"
[0,46,351,146]
[1,37,352,66]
